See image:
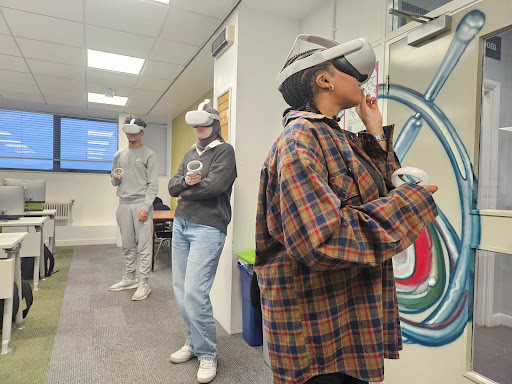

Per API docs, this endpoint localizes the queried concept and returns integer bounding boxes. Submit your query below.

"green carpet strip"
[0,246,74,384]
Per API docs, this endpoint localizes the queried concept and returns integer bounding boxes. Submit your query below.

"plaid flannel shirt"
[255,110,438,384]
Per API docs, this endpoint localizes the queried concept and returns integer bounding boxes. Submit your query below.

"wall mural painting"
[379,10,485,346]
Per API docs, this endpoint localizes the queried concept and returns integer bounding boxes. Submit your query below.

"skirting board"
[55,225,117,246]
[491,313,512,328]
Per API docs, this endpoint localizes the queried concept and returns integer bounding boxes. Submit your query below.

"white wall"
[1,113,171,246]
[211,9,239,333]
[210,5,300,334]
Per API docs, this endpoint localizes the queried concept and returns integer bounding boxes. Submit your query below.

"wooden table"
[152,210,174,271]
[0,216,49,290]
[0,232,28,354]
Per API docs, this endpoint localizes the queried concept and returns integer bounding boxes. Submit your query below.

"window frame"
[0,108,118,174]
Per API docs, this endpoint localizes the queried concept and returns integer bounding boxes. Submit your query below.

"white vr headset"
[277,35,376,90]
[185,99,220,127]
[122,119,145,135]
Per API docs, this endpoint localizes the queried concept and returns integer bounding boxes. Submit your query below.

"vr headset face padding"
[185,110,220,128]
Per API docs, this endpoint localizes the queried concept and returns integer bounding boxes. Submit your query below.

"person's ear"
[315,72,333,91]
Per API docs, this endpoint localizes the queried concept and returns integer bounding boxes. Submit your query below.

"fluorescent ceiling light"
[153,0,170,3]
[87,49,144,75]
[498,127,512,132]
[88,147,106,151]
[88,92,128,106]
[0,139,21,143]
[88,156,103,160]
[16,150,35,154]
[5,144,28,148]
[0,131,11,135]
[88,130,113,137]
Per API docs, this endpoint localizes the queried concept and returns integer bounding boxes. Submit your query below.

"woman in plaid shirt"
[255,37,439,384]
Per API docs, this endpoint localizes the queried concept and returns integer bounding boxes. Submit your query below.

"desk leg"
[1,296,13,354]
[33,227,43,290]
[11,248,24,328]
[1,252,15,355]
[151,221,155,271]
[51,216,56,255]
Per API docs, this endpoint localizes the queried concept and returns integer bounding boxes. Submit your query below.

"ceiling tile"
[0,0,83,22]
[126,97,157,109]
[87,82,133,98]
[123,106,149,115]
[136,76,170,91]
[0,11,10,34]
[173,0,237,20]
[40,87,85,101]
[149,39,197,65]
[0,34,21,56]
[141,60,182,80]
[0,90,44,103]
[16,37,85,65]
[161,8,220,46]
[0,82,39,94]
[87,68,139,87]
[45,96,87,108]
[0,53,29,72]
[132,88,161,101]
[34,75,84,91]
[86,25,155,58]
[2,8,83,47]
[0,69,35,85]
[27,59,85,80]
[86,0,168,38]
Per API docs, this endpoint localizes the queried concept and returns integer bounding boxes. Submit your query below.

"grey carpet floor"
[46,244,273,384]
[472,324,512,384]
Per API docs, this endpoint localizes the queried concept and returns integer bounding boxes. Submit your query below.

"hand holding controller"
[112,168,124,183]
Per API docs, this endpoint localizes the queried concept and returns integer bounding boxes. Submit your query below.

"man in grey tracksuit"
[109,116,158,301]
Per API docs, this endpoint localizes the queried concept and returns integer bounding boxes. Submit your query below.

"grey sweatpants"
[116,202,153,282]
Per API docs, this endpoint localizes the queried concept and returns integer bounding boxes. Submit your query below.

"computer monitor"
[1,178,46,203]
[0,186,24,220]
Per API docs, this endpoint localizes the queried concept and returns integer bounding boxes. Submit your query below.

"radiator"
[44,200,74,221]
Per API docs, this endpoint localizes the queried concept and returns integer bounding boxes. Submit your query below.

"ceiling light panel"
[87,49,145,75]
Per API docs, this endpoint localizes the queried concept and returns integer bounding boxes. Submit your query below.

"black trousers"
[305,373,369,384]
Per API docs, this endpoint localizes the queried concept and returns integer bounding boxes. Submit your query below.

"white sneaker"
[169,344,195,363]
[131,282,151,301]
[197,359,217,383]
[108,276,138,291]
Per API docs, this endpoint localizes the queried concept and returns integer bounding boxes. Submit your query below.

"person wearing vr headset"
[255,35,439,384]
[168,100,236,384]
[109,116,158,301]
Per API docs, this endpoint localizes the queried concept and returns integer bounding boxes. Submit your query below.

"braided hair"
[279,48,332,114]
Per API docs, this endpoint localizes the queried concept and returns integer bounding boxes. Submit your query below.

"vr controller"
[112,168,124,177]
[391,167,430,187]
[187,160,203,176]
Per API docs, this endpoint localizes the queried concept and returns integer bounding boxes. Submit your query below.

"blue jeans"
[171,217,226,360]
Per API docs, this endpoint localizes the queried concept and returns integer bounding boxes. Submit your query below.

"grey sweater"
[111,145,159,211]
[168,142,236,234]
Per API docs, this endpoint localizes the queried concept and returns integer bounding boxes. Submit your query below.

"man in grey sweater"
[109,116,158,301]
